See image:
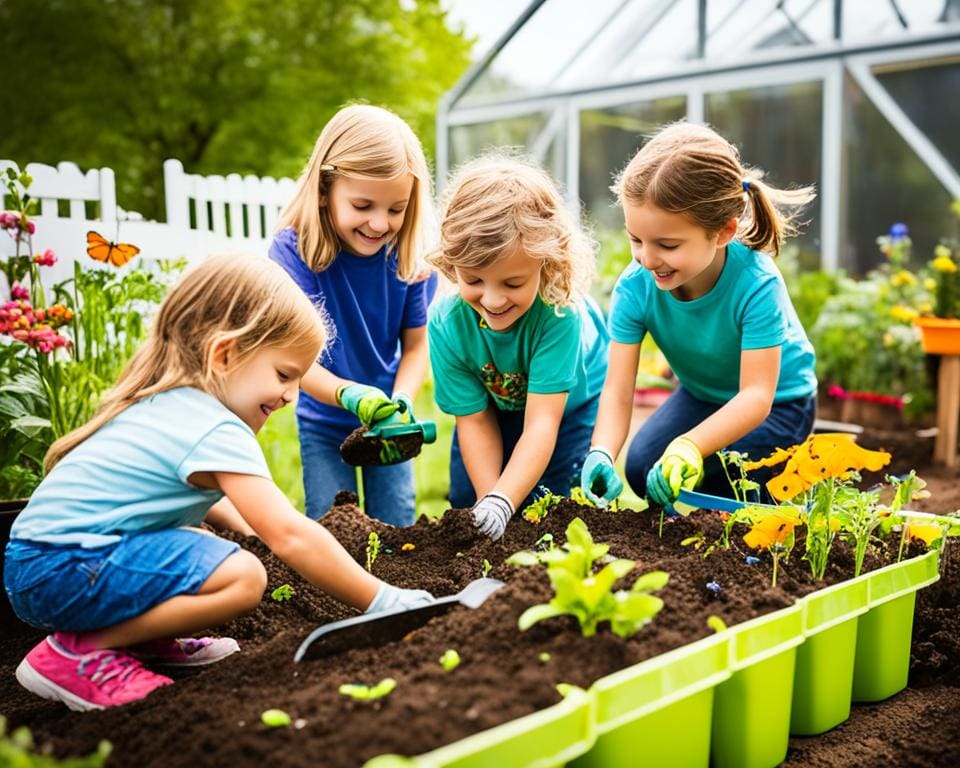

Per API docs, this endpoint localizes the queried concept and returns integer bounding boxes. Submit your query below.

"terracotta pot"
[1,498,31,635]
[915,316,960,355]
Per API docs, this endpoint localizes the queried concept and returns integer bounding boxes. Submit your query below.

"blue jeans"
[448,401,596,510]
[4,529,239,632]
[625,386,817,502]
[298,418,415,526]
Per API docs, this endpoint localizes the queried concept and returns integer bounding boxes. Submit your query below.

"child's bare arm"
[300,361,350,406]
[205,497,257,537]
[494,392,566,508]
[392,325,429,400]
[454,407,503,500]
[214,471,380,610]
[590,341,642,458]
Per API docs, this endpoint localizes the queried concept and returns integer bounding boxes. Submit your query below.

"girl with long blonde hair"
[6,255,432,712]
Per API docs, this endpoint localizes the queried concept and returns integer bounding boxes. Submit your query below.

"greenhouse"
[438,0,960,274]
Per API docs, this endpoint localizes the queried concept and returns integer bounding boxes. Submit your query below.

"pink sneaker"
[15,636,173,711]
[128,636,240,666]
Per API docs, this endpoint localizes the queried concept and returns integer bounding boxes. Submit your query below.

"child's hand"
[646,437,703,508]
[379,392,415,426]
[337,384,399,425]
[471,492,514,541]
[365,581,435,614]
[580,448,623,507]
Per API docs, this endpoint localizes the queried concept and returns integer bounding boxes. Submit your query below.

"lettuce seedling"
[366,531,381,572]
[481,558,492,577]
[439,649,461,671]
[271,584,295,602]
[339,678,397,701]
[517,517,669,638]
[523,486,561,523]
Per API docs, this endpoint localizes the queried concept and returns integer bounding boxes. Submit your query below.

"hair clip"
[742,179,751,192]
[320,164,337,172]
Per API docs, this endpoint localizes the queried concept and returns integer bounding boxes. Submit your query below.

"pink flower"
[34,249,56,267]
[10,282,29,300]
[0,211,19,229]
[26,221,36,234]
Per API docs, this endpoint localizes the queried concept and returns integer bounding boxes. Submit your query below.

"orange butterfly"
[86,230,140,267]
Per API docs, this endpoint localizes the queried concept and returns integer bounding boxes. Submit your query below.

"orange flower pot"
[915,316,960,355]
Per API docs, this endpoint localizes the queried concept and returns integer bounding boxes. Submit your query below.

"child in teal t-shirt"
[428,154,609,540]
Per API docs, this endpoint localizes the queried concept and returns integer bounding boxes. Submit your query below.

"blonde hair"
[429,153,595,308]
[276,104,433,282]
[614,122,815,258]
[45,255,326,471]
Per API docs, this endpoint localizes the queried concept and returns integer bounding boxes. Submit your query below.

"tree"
[4,0,472,219]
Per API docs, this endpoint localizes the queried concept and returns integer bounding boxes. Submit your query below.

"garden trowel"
[338,399,438,467]
[294,577,505,661]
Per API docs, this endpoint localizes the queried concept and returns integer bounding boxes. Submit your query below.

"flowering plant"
[922,200,960,319]
[1,167,175,499]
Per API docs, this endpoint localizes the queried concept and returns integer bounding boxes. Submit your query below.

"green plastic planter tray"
[852,550,940,703]
[790,575,870,735]
[711,603,804,768]
[570,632,730,768]
[363,686,594,768]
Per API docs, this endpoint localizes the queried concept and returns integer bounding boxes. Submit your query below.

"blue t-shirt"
[269,227,433,435]
[11,387,270,548]
[428,294,609,421]
[609,240,817,404]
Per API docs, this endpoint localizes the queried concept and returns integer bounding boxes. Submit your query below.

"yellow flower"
[890,270,916,287]
[744,510,802,550]
[883,332,894,347]
[905,523,943,546]
[923,277,937,291]
[934,244,952,260]
[890,304,918,322]
[919,302,933,314]
[811,516,842,533]
[401,543,416,551]
[932,255,958,274]
[742,446,794,471]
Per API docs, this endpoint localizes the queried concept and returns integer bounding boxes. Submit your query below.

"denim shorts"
[4,527,239,632]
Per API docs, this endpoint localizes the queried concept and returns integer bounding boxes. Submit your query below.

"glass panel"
[876,59,960,170]
[842,0,956,42]
[458,0,625,107]
[448,112,549,169]
[706,0,834,60]
[842,72,954,275]
[579,96,687,232]
[706,81,823,269]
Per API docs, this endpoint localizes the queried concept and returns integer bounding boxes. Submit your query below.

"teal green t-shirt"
[428,294,609,417]
[609,240,817,404]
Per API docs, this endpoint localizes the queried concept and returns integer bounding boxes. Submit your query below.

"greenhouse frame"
[437,0,960,274]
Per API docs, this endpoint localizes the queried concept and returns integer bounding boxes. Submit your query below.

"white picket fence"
[0,158,297,291]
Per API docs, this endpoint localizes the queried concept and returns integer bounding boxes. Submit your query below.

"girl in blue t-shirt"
[271,104,435,526]
[428,154,609,540]
[581,121,818,510]
[5,255,432,712]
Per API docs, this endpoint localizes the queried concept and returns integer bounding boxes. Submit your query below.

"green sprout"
[522,486,560,523]
[339,678,397,701]
[0,715,111,766]
[366,531,381,572]
[261,709,291,728]
[707,615,728,633]
[481,558,492,577]
[569,486,595,507]
[439,649,461,671]
[538,652,551,663]
[270,584,295,602]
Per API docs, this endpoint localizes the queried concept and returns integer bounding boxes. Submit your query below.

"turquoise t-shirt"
[428,294,609,418]
[609,240,817,404]
[11,387,271,548]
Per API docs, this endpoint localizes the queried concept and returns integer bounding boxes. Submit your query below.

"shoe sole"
[15,658,104,712]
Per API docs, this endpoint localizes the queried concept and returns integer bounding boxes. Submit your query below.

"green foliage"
[834,485,885,578]
[777,244,842,332]
[339,678,397,701]
[0,0,472,220]
[270,584,295,602]
[365,531,381,572]
[0,716,111,767]
[522,487,561,523]
[438,649,460,671]
[515,517,669,638]
[481,558,491,577]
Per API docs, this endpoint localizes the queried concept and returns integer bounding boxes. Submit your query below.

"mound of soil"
[339,427,424,466]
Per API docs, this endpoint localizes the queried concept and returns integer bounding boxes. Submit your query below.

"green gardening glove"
[379,392,414,426]
[646,436,704,510]
[336,383,399,426]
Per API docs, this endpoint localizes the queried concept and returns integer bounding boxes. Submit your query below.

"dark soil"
[339,427,424,466]
[1,428,958,768]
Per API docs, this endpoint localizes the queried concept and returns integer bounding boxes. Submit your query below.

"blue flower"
[745,555,761,565]
[889,222,909,241]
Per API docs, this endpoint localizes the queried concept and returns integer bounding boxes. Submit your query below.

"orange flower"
[766,470,806,502]
[905,523,943,546]
[744,510,802,550]
[742,446,795,471]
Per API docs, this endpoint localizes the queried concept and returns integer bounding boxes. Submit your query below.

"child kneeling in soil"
[427,154,609,541]
[4,255,432,711]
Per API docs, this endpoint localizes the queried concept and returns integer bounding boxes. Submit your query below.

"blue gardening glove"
[365,581,435,614]
[646,436,704,511]
[336,383,399,425]
[471,492,514,541]
[580,448,624,507]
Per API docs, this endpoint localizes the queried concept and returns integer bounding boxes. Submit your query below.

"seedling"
[0,715,111,766]
[523,486,561,523]
[569,486,595,507]
[534,532,555,551]
[835,485,884,577]
[366,531,381,572]
[439,649,461,671]
[538,652,551,663]
[743,509,801,587]
[271,584,295,602]
[481,559,492,577]
[888,471,931,561]
[339,678,397,701]
[517,517,670,638]
[707,615,727,633]
[261,709,291,727]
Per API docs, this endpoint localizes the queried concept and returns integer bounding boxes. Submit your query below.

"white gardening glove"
[471,492,514,541]
[365,581,435,614]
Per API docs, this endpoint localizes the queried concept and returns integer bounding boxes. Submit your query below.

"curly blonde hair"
[277,104,434,282]
[429,153,595,308]
[614,121,815,258]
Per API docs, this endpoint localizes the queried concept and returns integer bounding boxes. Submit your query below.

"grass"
[257,380,646,520]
